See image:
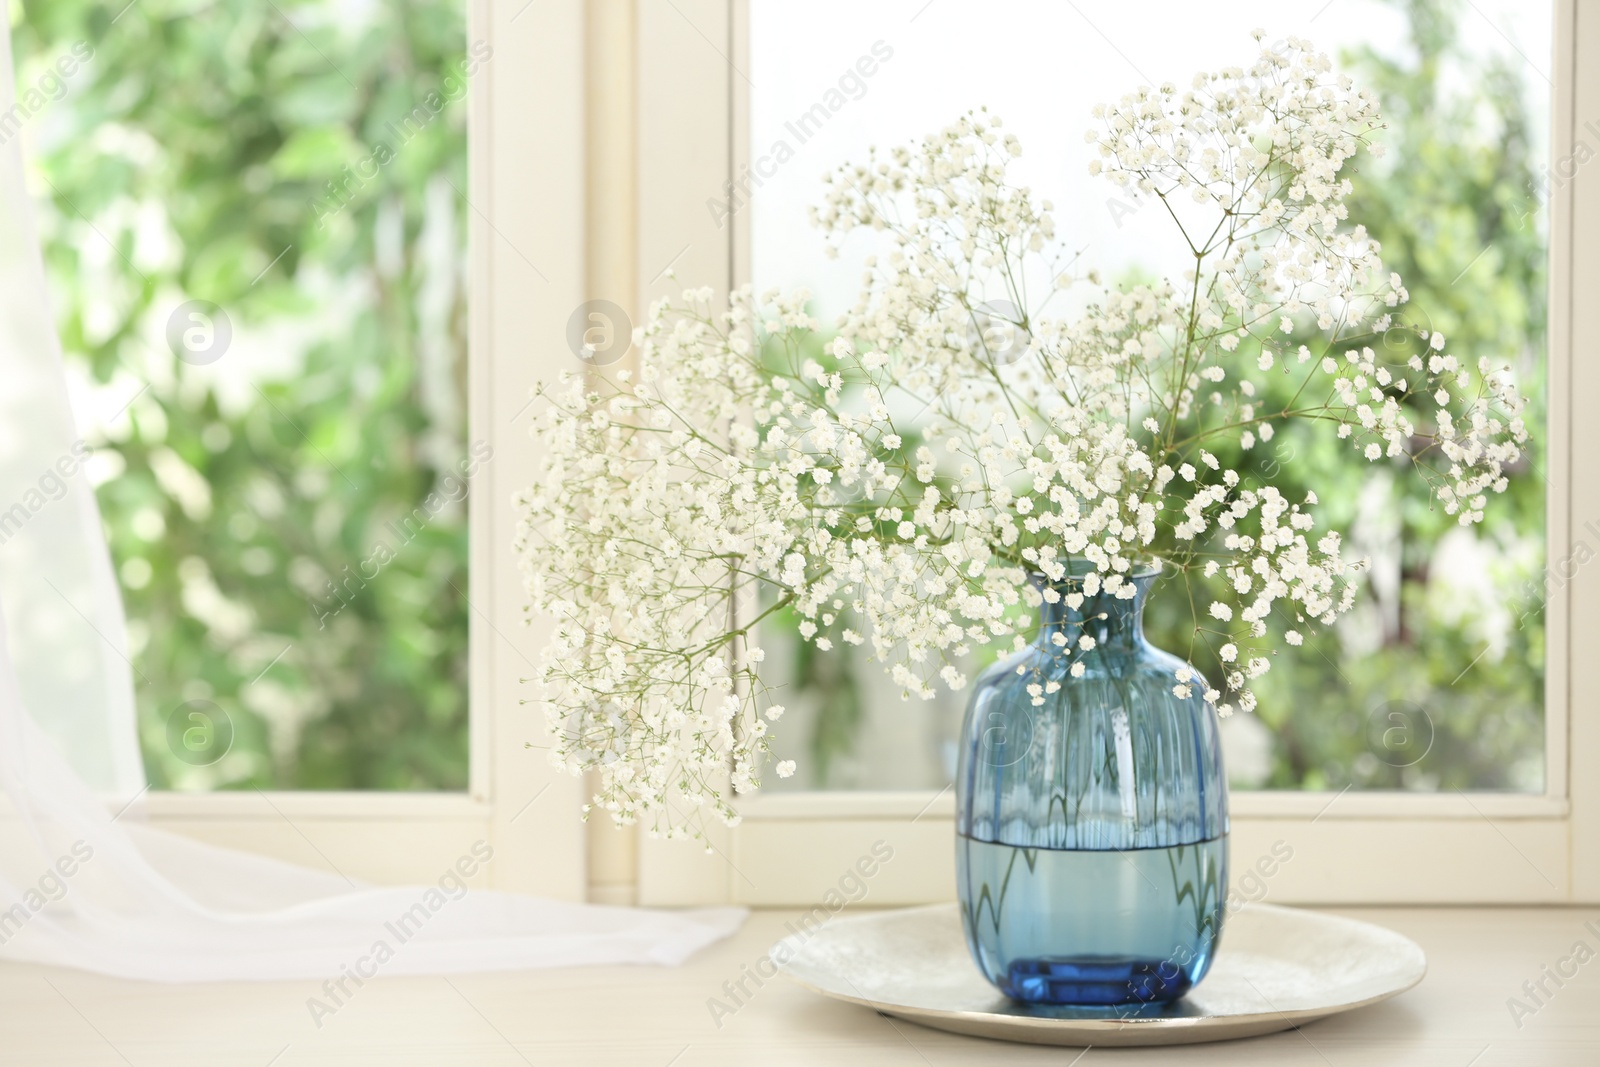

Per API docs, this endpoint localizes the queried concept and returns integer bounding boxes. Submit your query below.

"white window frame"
[129,0,585,900]
[627,0,1600,907]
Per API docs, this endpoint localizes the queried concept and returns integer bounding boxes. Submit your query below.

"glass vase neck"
[1030,564,1160,650]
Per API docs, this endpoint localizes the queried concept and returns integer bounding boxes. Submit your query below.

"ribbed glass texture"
[955,566,1229,1005]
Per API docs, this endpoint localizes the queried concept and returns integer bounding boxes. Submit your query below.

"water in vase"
[957,833,1227,1005]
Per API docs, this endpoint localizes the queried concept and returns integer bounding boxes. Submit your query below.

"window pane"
[747,0,1548,793]
[16,1,474,789]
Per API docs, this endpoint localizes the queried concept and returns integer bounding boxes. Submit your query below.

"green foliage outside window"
[1164,0,1548,791]
[12,0,472,789]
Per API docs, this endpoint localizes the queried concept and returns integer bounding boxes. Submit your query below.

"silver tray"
[773,902,1426,1047]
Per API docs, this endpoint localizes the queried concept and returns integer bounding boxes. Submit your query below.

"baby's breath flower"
[517,36,1526,840]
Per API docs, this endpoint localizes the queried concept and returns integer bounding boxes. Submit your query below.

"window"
[750,0,1549,796]
[19,0,475,790]
[6,0,579,896]
[629,0,1597,907]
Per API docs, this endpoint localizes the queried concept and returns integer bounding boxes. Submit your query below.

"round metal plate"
[773,902,1426,1047]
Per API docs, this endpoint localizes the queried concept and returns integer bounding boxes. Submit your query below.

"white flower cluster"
[517,37,1528,838]
[514,290,795,838]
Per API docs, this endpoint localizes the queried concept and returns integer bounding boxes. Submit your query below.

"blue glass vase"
[955,564,1228,1006]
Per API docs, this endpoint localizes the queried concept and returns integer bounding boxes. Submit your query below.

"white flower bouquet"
[515,35,1526,839]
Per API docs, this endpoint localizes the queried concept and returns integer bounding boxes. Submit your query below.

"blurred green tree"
[12,0,472,789]
[1145,0,1548,791]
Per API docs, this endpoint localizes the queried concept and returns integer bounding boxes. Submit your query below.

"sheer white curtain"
[0,18,742,981]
